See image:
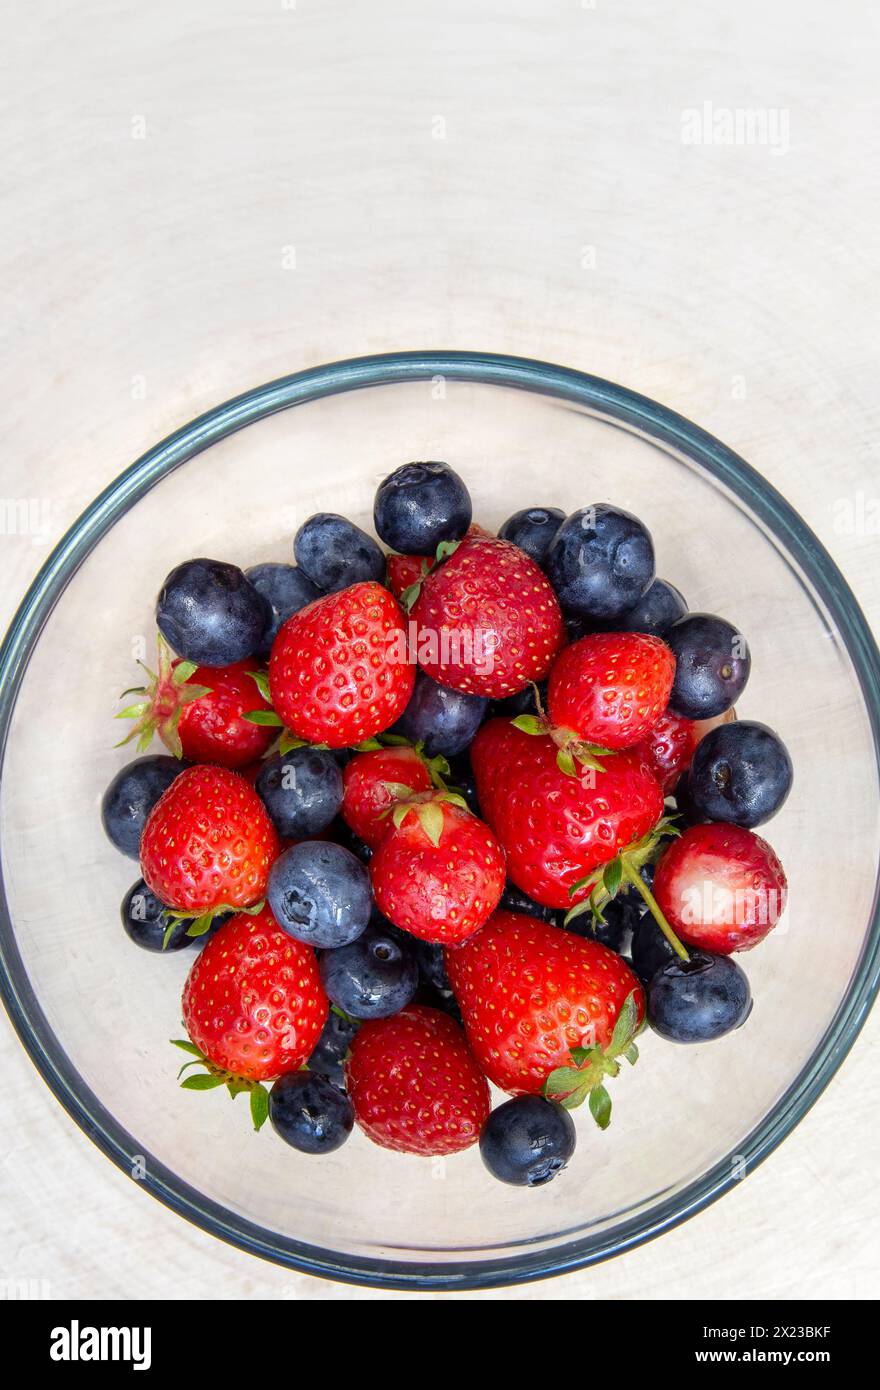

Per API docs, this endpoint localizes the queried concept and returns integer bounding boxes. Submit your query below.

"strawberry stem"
[621,858,690,963]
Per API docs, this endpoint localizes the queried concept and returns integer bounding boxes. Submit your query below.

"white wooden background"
[1,0,878,1301]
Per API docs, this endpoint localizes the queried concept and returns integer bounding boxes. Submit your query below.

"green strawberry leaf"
[416,799,444,847]
[114,701,150,721]
[180,1073,225,1091]
[603,857,623,899]
[172,660,199,685]
[588,1084,612,1130]
[242,710,284,726]
[171,1038,203,1056]
[624,1042,639,1066]
[245,669,272,701]
[278,730,309,754]
[434,539,460,564]
[556,747,578,777]
[352,736,383,751]
[609,990,641,1055]
[511,714,545,736]
[249,1084,270,1131]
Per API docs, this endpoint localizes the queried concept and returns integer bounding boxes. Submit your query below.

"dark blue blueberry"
[480,1095,576,1187]
[156,558,268,665]
[672,774,707,828]
[374,461,472,555]
[293,513,385,593]
[500,881,558,925]
[269,1071,354,1154]
[565,893,641,954]
[245,562,322,659]
[412,939,452,994]
[489,680,547,721]
[319,922,419,1020]
[617,578,687,637]
[333,821,373,865]
[256,749,343,839]
[667,613,750,719]
[392,670,487,758]
[267,841,372,948]
[121,879,191,952]
[649,951,752,1043]
[631,915,678,985]
[688,720,793,828]
[498,507,565,565]
[307,1010,359,1086]
[545,505,655,621]
[101,755,186,859]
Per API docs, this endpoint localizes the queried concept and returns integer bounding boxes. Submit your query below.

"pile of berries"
[102,462,792,1188]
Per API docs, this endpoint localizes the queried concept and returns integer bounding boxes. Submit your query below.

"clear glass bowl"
[1,352,879,1290]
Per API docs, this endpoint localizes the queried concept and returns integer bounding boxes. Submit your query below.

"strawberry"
[547,631,676,752]
[635,705,736,794]
[269,582,415,749]
[177,906,328,1129]
[410,532,565,698]
[114,633,275,766]
[345,1004,490,1155]
[652,823,788,954]
[445,910,644,1124]
[470,718,664,909]
[140,764,280,923]
[369,792,506,945]
[340,744,434,849]
[386,551,434,601]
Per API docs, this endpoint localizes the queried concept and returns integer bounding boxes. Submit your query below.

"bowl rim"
[1,349,878,1291]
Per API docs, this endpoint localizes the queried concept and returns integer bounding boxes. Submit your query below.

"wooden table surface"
[1,0,878,1300]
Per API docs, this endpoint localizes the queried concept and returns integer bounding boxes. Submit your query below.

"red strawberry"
[269,582,415,749]
[635,705,736,794]
[652,823,787,954]
[547,631,675,752]
[115,634,275,766]
[410,532,565,698]
[386,551,434,600]
[182,907,327,1079]
[370,793,505,944]
[470,718,664,909]
[140,764,280,918]
[177,906,328,1128]
[445,911,644,1122]
[345,1004,490,1155]
[341,745,433,849]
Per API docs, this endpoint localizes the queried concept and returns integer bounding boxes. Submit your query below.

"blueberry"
[688,720,793,828]
[121,879,192,952]
[267,841,372,948]
[101,755,186,859]
[667,613,750,719]
[256,749,343,839]
[269,1071,354,1154]
[498,507,565,565]
[319,923,419,1020]
[672,773,707,828]
[412,939,452,994]
[500,881,558,925]
[631,915,678,985]
[545,505,655,621]
[245,562,322,659]
[374,461,472,555]
[565,893,641,954]
[293,513,385,593]
[480,1095,576,1187]
[617,578,687,637]
[333,821,374,865]
[392,670,487,758]
[648,951,752,1043]
[156,558,268,665]
[308,1010,359,1086]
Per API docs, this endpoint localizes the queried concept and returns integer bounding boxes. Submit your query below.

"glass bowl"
[1,352,879,1291]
